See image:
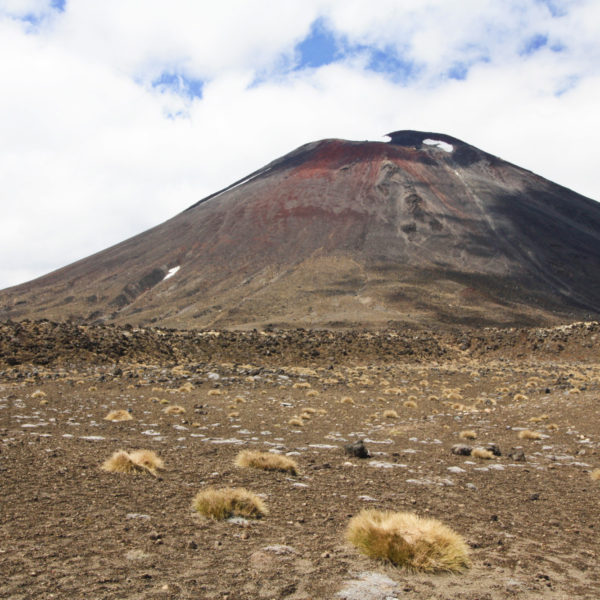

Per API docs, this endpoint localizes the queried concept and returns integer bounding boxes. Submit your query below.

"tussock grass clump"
[104,409,133,421]
[513,393,529,402]
[228,411,240,418]
[306,389,319,397]
[471,447,494,459]
[235,450,298,475]
[288,417,304,427]
[591,469,600,481]
[293,382,311,389]
[346,509,470,573]
[518,429,542,440]
[383,410,399,419]
[192,487,267,520]
[234,396,246,404]
[340,396,355,405]
[459,430,477,440]
[177,382,194,393]
[163,405,186,415]
[207,389,221,396]
[31,390,46,399]
[546,423,559,431]
[101,449,164,476]
[403,400,417,408]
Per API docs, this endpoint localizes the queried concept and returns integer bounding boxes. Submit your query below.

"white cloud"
[0,0,599,289]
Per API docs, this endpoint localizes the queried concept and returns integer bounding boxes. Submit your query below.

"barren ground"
[1,322,599,599]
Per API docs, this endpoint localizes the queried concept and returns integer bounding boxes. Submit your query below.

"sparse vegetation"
[471,447,494,459]
[383,409,399,419]
[163,405,186,415]
[235,450,298,475]
[518,429,542,440]
[346,509,470,572]
[288,417,304,427]
[459,430,477,440]
[104,409,133,421]
[591,469,600,481]
[101,449,164,476]
[192,487,267,520]
[403,400,417,408]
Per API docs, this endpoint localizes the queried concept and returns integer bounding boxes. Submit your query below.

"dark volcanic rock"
[344,440,371,459]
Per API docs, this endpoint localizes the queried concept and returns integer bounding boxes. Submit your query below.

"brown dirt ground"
[1,324,599,599]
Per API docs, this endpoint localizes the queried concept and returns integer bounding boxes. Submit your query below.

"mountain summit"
[3,131,600,329]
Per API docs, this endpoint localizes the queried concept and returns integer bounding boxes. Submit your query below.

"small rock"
[344,440,371,459]
[451,444,472,456]
[508,448,526,462]
[486,443,502,456]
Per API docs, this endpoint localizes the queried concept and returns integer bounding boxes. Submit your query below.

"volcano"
[2,130,600,329]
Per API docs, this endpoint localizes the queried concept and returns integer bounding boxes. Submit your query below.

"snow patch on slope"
[423,138,453,152]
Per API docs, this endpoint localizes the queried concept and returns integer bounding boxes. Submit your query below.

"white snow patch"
[423,138,453,152]
[163,266,180,280]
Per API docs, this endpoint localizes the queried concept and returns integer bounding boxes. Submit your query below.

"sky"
[1,0,599,289]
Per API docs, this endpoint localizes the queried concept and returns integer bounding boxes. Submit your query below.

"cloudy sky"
[1,0,599,289]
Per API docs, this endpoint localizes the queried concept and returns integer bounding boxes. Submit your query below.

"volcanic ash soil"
[1,323,599,599]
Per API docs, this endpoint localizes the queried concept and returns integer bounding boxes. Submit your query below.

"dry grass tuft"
[104,409,133,421]
[383,409,399,419]
[101,449,164,476]
[234,396,246,404]
[288,417,304,427]
[31,390,46,399]
[459,430,477,440]
[591,469,600,481]
[177,382,194,393]
[513,393,529,402]
[518,429,542,440]
[207,389,221,396]
[403,400,417,408]
[235,450,298,475]
[346,509,470,572]
[192,487,267,520]
[546,423,559,431]
[471,447,494,459]
[228,411,240,418]
[340,396,355,405]
[163,405,186,415]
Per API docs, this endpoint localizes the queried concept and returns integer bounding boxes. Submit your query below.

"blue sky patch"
[521,33,549,55]
[365,47,420,84]
[296,18,338,68]
[51,0,66,11]
[152,72,204,99]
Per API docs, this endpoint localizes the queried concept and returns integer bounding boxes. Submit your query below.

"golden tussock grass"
[104,409,133,421]
[163,405,186,415]
[306,390,319,397]
[207,389,221,396]
[513,393,529,402]
[346,509,470,573]
[340,396,355,405]
[303,407,317,414]
[31,390,46,399]
[101,449,164,476]
[546,423,559,431]
[471,447,494,459]
[288,417,304,427]
[228,411,240,418]
[459,430,477,440]
[446,391,463,402]
[292,382,311,389]
[300,412,312,420]
[177,382,194,393]
[403,400,417,409]
[159,398,170,404]
[518,429,542,440]
[192,487,267,520]
[428,395,439,402]
[235,450,298,475]
[383,410,399,419]
[234,396,246,403]
[88,385,97,391]
[590,469,600,481]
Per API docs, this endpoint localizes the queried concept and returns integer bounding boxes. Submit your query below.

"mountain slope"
[2,130,600,329]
